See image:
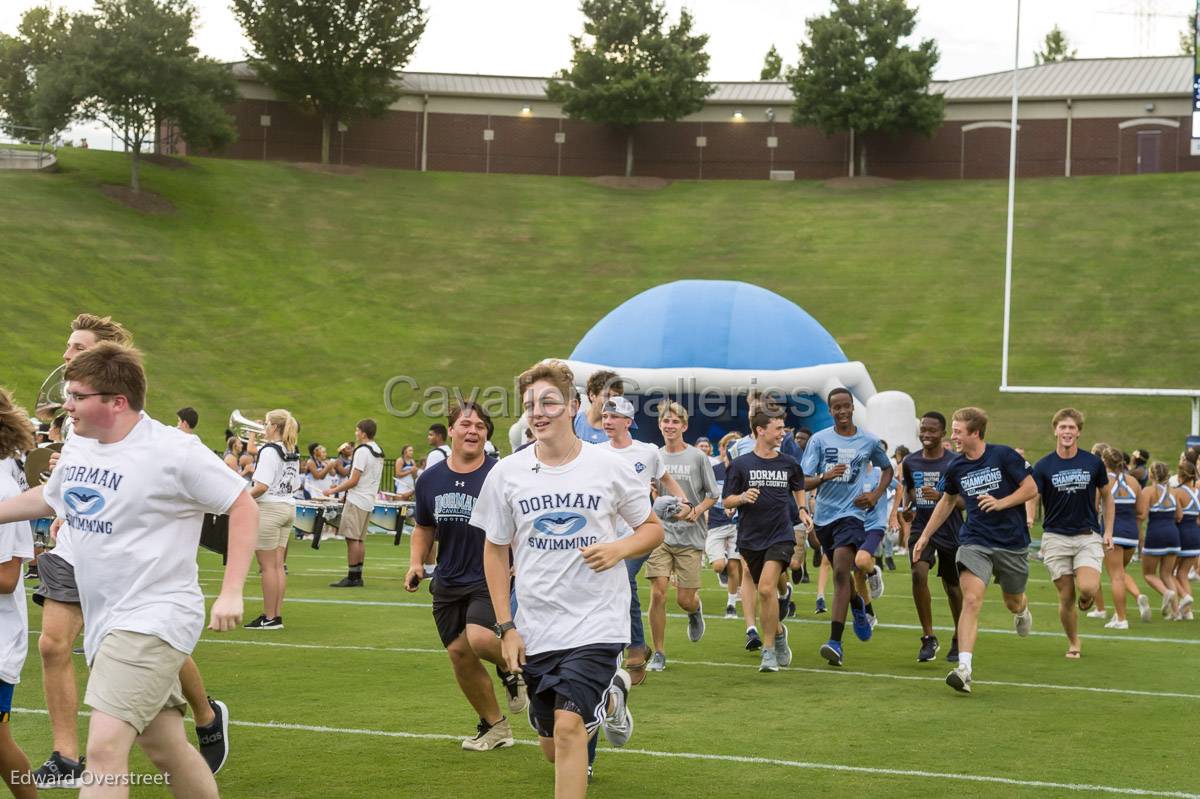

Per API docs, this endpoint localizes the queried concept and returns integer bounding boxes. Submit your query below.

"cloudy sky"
[3,0,1195,149]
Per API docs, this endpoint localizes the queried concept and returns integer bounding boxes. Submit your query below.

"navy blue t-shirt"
[708,460,732,527]
[413,457,497,587]
[902,450,963,547]
[721,451,804,551]
[1032,450,1108,536]
[940,444,1032,549]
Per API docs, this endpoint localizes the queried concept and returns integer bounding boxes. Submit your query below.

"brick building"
[195,55,1200,180]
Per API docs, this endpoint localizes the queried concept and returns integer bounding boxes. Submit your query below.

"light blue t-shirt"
[801,427,891,526]
[862,469,898,531]
[573,409,607,444]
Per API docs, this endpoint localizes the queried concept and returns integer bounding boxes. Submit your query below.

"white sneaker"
[1086,608,1106,619]
[1179,594,1194,612]
[946,664,972,694]
[1162,590,1176,618]
[601,669,633,747]
[1014,607,1033,637]
[1137,594,1152,623]
[867,565,885,599]
[1184,609,1194,621]
[461,717,514,751]
[1104,616,1129,630]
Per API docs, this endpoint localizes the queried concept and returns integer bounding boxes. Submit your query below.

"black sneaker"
[946,637,960,663]
[918,635,940,662]
[812,548,822,569]
[884,556,897,571]
[196,698,230,773]
[745,627,762,651]
[243,614,267,628]
[25,563,38,580]
[33,751,85,788]
[778,585,794,620]
[329,576,363,587]
[790,567,803,585]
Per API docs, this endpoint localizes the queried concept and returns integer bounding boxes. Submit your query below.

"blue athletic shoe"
[819,639,844,666]
[851,606,873,641]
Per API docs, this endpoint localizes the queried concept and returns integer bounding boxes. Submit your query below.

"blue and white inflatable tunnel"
[512,280,918,450]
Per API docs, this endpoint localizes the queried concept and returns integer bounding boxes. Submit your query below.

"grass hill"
[2,149,1197,463]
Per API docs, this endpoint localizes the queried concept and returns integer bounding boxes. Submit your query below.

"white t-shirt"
[43,415,246,664]
[393,461,416,495]
[470,444,652,656]
[346,442,384,511]
[426,445,449,469]
[305,459,336,498]
[252,443,299,505]
[0,467,33,684]
[600,439,665,489]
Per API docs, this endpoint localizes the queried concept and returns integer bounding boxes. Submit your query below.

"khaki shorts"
[84,630,187,734]
[645,543,703,588]
[705,524,740,563]
[1040,532,1104,581]
[257,501,296,550]
[340,502,370,540]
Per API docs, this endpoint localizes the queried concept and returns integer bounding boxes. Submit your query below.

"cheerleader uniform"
[1177,484,1200,558]
[1143,485,1180,556]
[1111,472,1140,549]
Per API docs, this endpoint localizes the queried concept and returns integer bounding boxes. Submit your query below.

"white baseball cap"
[602,396,636,419]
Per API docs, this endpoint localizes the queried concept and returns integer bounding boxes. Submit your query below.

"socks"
[348,563,363,580]
[831,620,845,642]
[849,593,865,612]
[959,652,973,671]
[864,602,875,617]
[727,592,738,606]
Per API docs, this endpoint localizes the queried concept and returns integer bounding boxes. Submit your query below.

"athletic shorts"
[32,552,80,607]
[862,528,885,557]
[256,501,295,550]
[430,579,496,647]
[704,524,739,563]
[645,544,703,588]
[0,681,13,723]
[340,503,370,541]
[814,517,866,557]
[909,540,960,585]
[956,544,1029,595]
[740,541,795,584]
[1040,532,1104,581]
[84,630,187,735]
[523,643,623,738]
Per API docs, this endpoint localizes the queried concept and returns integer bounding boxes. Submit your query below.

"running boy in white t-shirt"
[0,387,36,798]
[474,361,663,799]
[0,343,257,799]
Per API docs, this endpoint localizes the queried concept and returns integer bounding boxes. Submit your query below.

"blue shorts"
[523,644,622,737]
[0,681,13,723]
[815,517,866,557]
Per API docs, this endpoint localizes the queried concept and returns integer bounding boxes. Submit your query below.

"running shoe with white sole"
[724,603,737,620]
[601,670,633,747]
[646,651,666,672]
[687,600,706,642]
[759,648,779,672]
[33,751,85,789]
[498,668,529,714]
[1162,589,1176,618]
[851,605,873,641]
[1014,607,1033,637]
[819,639,843,667]
[462,717,514,751]
[774,625,791,667]
[1104,616,1129,630]
[745,627,762,651]
[1085,608,1106,619]
[946,665,972,694]
[814,596,827,614]
[867,565,885,599]
[918,635,939,662]
[196,698,230,774]
[1138,593,1152,622]
[777,584,793,621]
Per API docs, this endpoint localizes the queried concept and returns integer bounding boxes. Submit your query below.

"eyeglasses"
[65,391,112,403]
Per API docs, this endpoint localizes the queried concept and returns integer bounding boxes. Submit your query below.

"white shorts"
[705,524,740,563]
[1040,532,1104,581]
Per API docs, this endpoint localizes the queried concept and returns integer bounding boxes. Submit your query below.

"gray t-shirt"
[659,445,719,549]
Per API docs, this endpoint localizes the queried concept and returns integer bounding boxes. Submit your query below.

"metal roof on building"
[230,55,1195,104]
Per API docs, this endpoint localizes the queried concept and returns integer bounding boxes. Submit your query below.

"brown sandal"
[624,646,649,685]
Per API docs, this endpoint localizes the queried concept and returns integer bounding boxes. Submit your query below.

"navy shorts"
[862,528,885,556]
[0,681,13,723]
[430,579,496,648]
[815,517,866,557]
[523,644,623,737]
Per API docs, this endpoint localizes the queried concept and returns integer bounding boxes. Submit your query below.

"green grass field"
[10,534,1198,798]
[1,149,1198,464]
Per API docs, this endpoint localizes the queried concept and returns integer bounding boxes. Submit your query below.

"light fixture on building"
[1144,102,1155,112]
[520,104,532,115]
[765,107,775,122]
[732,110,744,121]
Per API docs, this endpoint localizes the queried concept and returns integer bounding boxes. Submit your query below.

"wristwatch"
[493,620,517,638]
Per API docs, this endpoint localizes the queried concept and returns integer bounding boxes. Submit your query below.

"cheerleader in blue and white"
[1172,461,1198,621]
[1136,462,1181,618]
[303,443,338,499]
[1102,448,1151,627]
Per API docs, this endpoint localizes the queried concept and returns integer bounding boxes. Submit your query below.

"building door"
[1136,131,1161,174]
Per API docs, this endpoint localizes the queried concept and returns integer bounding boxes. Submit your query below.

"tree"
[787,0,942,177]
[39,0,237,191]
[760,44,783,80]
[548,0,712,177]
[1179,14,1197,57]
[1034,24,1076,65]
[233,0,427,165]
[0,5,72,139]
